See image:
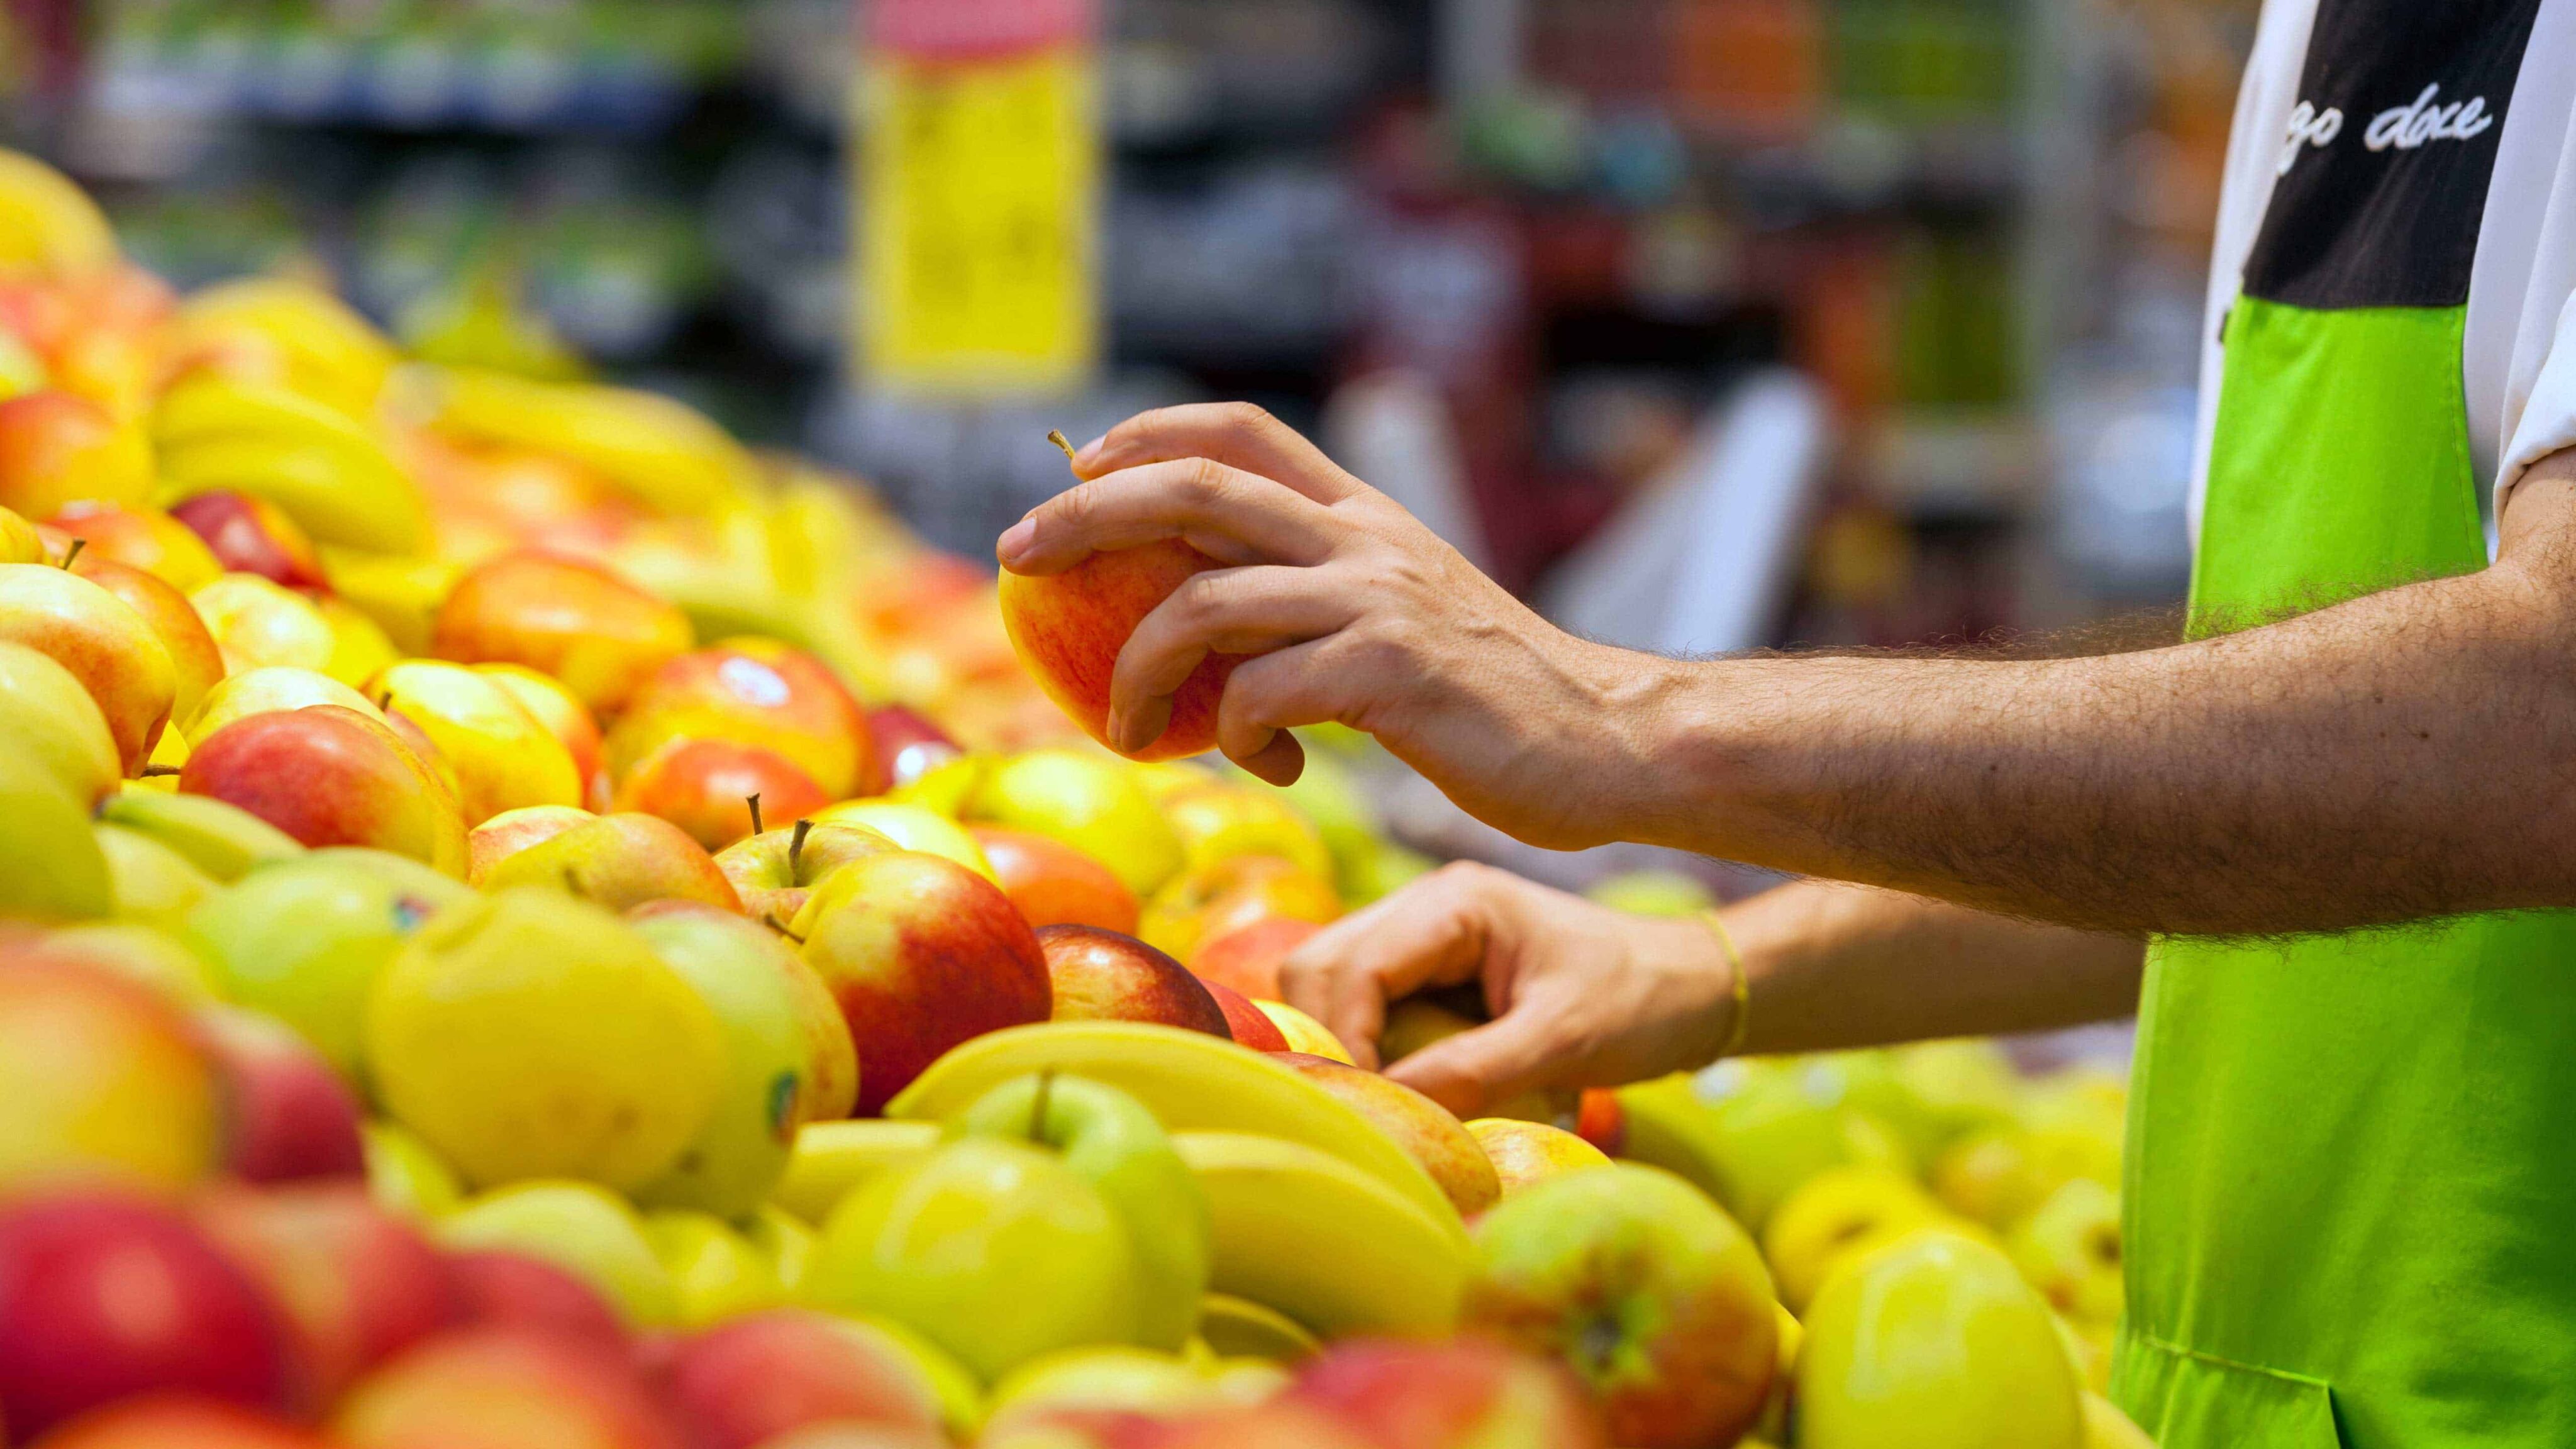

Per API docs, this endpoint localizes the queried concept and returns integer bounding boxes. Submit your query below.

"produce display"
[0,150,2146,1449]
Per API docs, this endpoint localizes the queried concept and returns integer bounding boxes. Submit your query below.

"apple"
[998,538,1243,763]
[867,703,960,792]
[319,596,399,687]
[805,1136,1144,1382]
[169,492,328,593]
[92,820,219,924]
[1796,1230,2083,1449]
[367,890,725,1194]
[792,850,1053,1114]
[715,819,897,929]
[21,921,220,1005]
[1160,783,1333,880]
[1189,916,1320,1000]
[180,706,469,874]
[643,1208,786,1328]
[657,1309,949,1449]
[1141,856,1340,965]
[0,636,122,805]
[1465,1165,1778,1449]
[947,1074,1211,1352]
[24,1397,330,1449]
[444,1249,629,1350]
[362,1120,465,1224]
[0,959,222,1192]
[0,1191,290,1437]
[1615,1064,1914,1236]
[191,1182,462,1409]
[1763,1165,1950,1314]
[1,765,113,922]
[67,553,225,724]
[1035,1401,1379,1449]
[332,1326,686,1449]
[627,902,840,1216]
[466,804,593,885]
[982,1346,1236,1435]
[474,663,609,811]
[438,1182,680,1329]
[963,748,1182,896]
[1040,924,1232,1037]
[643,898,857,1124]
[0,560,175,772]
[746,1205,818,1292]
[1292,1339,1608,1449]
[1202,978,1288,1051]
[478,811,745,913]
[607,640,874,800]
[186,665,380,741]
[1465,1119,1612,1199]
[370,658,584,826]
[1272,1053,1498,1217]
[771,1121,942,1224]
[187,846,474,1075]
[197,1007,367,1183]
[432,550,694,714]
[973,825,1141,933]
[1930,1126,2051,1230]
[1253,999,1352,1063]
[2007,1178,2123,1327]
[189,573,335,677]
[46,502,225,590]
[0,391,151,518]
[809,799,997,879]
[616,737,832,850]
[1572,1089,1624,1155]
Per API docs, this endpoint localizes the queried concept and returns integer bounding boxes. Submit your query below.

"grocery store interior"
[0,0,2249,909]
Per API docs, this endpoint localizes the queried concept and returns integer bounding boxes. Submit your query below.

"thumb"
[1386,1008,1565,1120]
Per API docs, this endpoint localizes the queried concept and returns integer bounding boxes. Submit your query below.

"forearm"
[1723,879,2145,1054]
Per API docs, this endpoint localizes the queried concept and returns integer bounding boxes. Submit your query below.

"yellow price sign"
[856,3,1100,396]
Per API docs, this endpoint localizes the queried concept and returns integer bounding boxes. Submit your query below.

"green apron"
[2110,3,2564,1440]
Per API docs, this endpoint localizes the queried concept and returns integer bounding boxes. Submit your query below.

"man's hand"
[1278,862,1740,1117]
[997,403,1657,849]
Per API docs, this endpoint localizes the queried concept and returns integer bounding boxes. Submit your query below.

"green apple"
[1798,1229,2084,1449]
[440,1179,679,1327]
[804,1136,1143,1382]
[0,749,112,921]
[714,818,897,929]
[187,847,475,1075]
[630,901,816,1217]
[773,1119,941,1223]
[947,1073,1211,1352]
[644,1207,787,1328]
[2008,1178,2123,1327]
[961,750,1179,896]
[94,820,219,926]
[1465,1163,1779,1449]
[1617,1063,1910,1234]
[0,638,120,806]
[96,789,306,882]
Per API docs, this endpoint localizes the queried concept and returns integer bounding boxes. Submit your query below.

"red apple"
[0,391,152,519]
[0,560,177,774]
[197,1007,366,1183]
[477,811,744,914]
[443,1250,629,1352]
[1292,1339,1608,1449]
[0,1192,291,1437]
[465,804,594,886]
[47,502,225,591]
[1463,1165,1779,1449]
[657,1309,947,1449]
[167,492,327,593]
[0,958,225,1193]
[1038,924,1230,1037]
[794,851,1052,1114]
[30,1396,330,1449]
[1273,1053,1499,1218]
[191,1182,462,1409]
[1574,1089,1625,1156]
[432,551,694,715]
[972,826,1140,934]
[1203,977,1289,1052]
[67,553,225,726]
[1187,916,1321,1000]
[999,538,1243,761]
[606,641,874,801]
[180,706,468,874]
[714,820,897,930]
[332,1326,684,1449]
[614,738,833,852]
[865,704,958,794]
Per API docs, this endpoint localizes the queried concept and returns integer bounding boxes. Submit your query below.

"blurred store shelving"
[1,0,2252,643]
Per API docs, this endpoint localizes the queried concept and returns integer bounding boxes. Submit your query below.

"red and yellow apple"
[477,811,743,913]
[657,1309,948,1449]
[1141,855,1339,965]
[474,662,608,809]
[0,958,222,1192]
[714,819,896,932]
[466,804,594,886]
[607,640,873,801]
[370,658,584,826]
[67,553,223,724]
[1038,924,1232,1036]
[972,825,1140,933]
[0,559,175,772]
[47,501,224,590]
[331,1326,685,1449]
[616,737,831,851]
[180,706,468,874]
[1190,916,1321,1000]
[189,572,335,677]
[1274,1052,1499,1217]
[443,1250,628,1350]
[196,1007,366,1184]
[24,1397,329,1449]
[432,550,694,714]
[963,749,1182,897]
[1465,1119,1613,1201]
[1202,977,1289,1051]
[169,491,328,593]
[999,538,1243,762]
[0,389,152,518]
[1291,1339,1609,1449]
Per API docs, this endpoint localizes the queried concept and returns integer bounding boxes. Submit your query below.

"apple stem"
[1046,430,1077,464]
[57,538,85,570]
[747,794,764,837]
[763,913,806,944]
[562,867,586,898]
[789,818,813,871]
[138,765,181,778]
[1030,1069,1057,1141]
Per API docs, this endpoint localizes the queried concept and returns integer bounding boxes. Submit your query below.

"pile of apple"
[0,146,2149,1449]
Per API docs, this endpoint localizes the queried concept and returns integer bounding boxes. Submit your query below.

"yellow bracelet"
[1704,908,1752,1060]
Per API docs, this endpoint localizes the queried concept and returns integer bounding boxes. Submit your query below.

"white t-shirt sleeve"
[2502,292,2576,498]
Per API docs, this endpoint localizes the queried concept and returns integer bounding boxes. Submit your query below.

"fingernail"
[996,518,1035,564]
[1074,435,1108,466]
